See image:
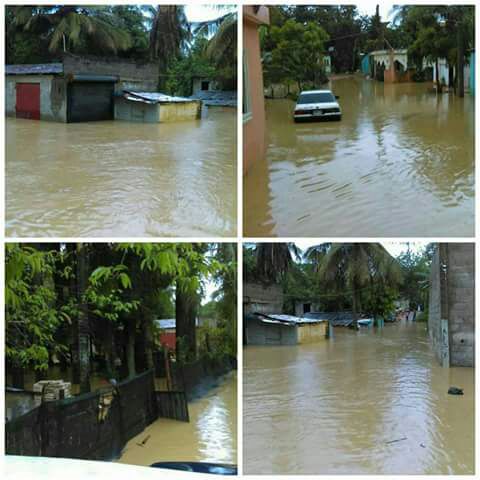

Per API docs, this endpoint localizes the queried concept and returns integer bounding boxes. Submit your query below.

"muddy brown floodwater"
[244,76,474,236]
[118,371,237,467]
[244,322,474,474]
[6,108,236,237]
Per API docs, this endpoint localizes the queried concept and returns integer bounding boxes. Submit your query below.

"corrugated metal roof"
[155,319,176,329]
[254,312,326,325]
[154,318,199,329]
[122,90,199,104]
[190,90,237,107]
[6,63,63,75]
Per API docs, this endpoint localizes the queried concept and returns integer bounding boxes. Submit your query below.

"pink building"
[243,6,269,174]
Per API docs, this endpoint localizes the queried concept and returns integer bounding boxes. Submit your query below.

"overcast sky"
[185,4,234,23]
[293,240,429,258]
[357,3,396,22]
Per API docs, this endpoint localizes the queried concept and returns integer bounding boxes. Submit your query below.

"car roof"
[300,90,333,94]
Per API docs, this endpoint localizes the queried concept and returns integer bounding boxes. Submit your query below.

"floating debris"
[386,437,407,445]
[448,387,464,395]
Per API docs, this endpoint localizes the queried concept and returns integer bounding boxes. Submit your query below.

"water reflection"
[244,76,474,236]
[243,322,474,474]
[6,109,237,237]
[118,371,237,466]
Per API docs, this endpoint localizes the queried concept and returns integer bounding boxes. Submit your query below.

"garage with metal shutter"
[67,76,116,122]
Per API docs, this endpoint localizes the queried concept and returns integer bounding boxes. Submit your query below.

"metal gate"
[67,81,114,122]
[16,83,40,120]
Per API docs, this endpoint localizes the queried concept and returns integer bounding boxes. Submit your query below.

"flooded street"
[244,76,474,236]
[244,322,474,474]
[6,109,236,237]
[118,371,237,467]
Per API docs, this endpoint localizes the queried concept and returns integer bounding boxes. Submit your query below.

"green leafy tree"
[265,19,330,90]
[307,243,402,328]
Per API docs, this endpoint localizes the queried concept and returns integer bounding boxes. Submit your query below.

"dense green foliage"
[261,5,474,95]
[397,243,435,311]
[6,5,237,93]
[6,243,236,391]
[246,242,435,326]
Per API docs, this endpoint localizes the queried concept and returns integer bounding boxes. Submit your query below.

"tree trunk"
[457,27,465,97]
[351,281,359,330]
[76,243,90,394]
[143,312,154,371]
[103,320,116,379]
[126,316,136,378]
[175,283,198,364]
[11,363,25,389]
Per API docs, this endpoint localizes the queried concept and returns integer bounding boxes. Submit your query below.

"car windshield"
[297,92,335,104]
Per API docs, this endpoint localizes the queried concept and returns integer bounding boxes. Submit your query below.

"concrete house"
[192,76,220,95]
[6,54,157,122]
[369,49,412,83]
[244,282,327,345]
[243,5,269,174]
[428,243,474,367]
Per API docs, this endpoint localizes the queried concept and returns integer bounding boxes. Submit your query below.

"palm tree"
[148,5,191,90]
[307,243,401,329]
[195,10,237,89]
[75,243,91,394]
[10,6,132,54]
[253,243,300,284]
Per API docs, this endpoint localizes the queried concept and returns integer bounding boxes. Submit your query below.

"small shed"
[245,313,327,346]
[155,319,177,350]
[155,318,200,351]
[114,91,202,123]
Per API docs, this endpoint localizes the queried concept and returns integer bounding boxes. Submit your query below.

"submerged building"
[244,282,327,345]
[245,313,328,346]
[428,243,474,367]
[6,54,157,122]
[115,91,201,123]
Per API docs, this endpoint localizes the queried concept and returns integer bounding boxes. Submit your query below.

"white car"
[293,90,342,122]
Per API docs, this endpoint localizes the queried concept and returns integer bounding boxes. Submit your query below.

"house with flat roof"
[6,54,157,122]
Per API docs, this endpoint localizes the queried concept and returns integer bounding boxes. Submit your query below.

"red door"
[16,83,40,120]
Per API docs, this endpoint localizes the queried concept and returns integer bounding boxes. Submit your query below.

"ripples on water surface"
[244,77,474,236]
[118,371,237,467]
[243,323,474,474]
[6,109,236,237]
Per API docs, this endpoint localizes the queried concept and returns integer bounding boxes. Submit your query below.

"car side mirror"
[335,95,340,99]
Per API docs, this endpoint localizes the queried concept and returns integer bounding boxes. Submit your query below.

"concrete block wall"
[447,244,475,366]
[6,75,67,121]
[63,54,158,92]
[246,319,297,345]
[428,244,475,367]
[244,282,284,315]
[428,248,444,365]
